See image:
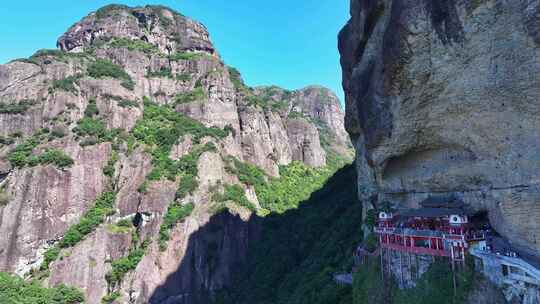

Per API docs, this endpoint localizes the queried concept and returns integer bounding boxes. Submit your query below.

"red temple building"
[374,196,486,263]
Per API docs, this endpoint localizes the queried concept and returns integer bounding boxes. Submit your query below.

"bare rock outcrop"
[57,5,215,55]
[339,0,540,254]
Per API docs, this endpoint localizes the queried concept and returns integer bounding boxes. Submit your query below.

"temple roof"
[400,207,469,218]
[419,195,465,209]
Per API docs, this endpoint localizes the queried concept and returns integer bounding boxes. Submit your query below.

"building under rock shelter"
[375,196,486,265]
[371,195,540,301]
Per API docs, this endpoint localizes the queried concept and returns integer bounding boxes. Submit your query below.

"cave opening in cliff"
[133,212,143,228]
[0,172,8,183]
[469,210,491,231]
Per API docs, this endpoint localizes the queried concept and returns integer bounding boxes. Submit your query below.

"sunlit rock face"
[339,0,540,254]
[0,4,352,303]
[57,5,215,55]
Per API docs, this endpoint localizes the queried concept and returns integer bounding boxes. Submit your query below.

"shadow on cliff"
[149,164,362,304]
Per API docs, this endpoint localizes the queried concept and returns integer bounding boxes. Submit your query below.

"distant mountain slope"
[216,164,360,304]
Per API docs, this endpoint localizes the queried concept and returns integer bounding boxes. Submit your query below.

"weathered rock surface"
[0,4,351,304]
[0,141,110,276]
[57,5,215,55]
[340,0,540,257]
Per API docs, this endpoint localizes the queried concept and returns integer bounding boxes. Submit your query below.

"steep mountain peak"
[252,85,350,147]
[57,4,215,55]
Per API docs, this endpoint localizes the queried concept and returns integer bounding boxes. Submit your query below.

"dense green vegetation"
[60,192,116,248]
[227,67,248,92]
[0,272,84,304]
[169,52,210,61]
[73,99,123,146]
[33,149,74,168]
[95,4,129,19]
[175,174,198,200]
[19,49,91,64]
[101,291,120,304]
[176,73,191,82]
[51,75,82,94]
[227,68,292,112]
[109,38,159,54]
[105,241,148,287]
[74,117,105,137]
[351,262,387,304]
[0,99,36,114]
[258,162,338,213]
[41,192,117,270]
[117,99,139,108]
[133,101,227,185]
[84,98,99,117]
[87,59,134,90]
[51,127,67,138]
[158,202,195,250]
[7,136,74,169]
[173,87,207,104]
[216,165,360,304]
[132,101,230,249]
[224,156,344,214]
[6,137,38,167]
[146,67,174,79]
[212,184,257,212]
[352,259,475,304]
[133,101,228,149]
[103,151,119,178]
[73,117,121,144]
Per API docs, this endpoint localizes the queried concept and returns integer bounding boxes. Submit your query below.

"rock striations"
[339,0,540,257]
[0,4,351,304]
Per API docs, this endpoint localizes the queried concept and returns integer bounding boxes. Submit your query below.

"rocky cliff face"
[339,0,540,256]
[0,4,351,304]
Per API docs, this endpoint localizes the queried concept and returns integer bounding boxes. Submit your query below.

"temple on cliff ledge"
[374,196,487,264]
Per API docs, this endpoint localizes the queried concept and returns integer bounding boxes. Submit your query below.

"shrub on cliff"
[0,272,84,303]
[37,149,74,168]
[227,66,248,91]
[105,246,146,286]
[134,102,228,148]
[173,87,207,104]
[158,202,195,251]
[7,138,74,169]
[59,191,116,248]
[51,75,81,94]
[84,98,99,117]
[212,184,257,212]
[0,99,36,114]
[87,59,134,90]
[146,67,174,79]
[109,37,158,54]
[95,4,129,19]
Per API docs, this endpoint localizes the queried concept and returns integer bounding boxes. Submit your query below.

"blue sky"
[0,1,349,102]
